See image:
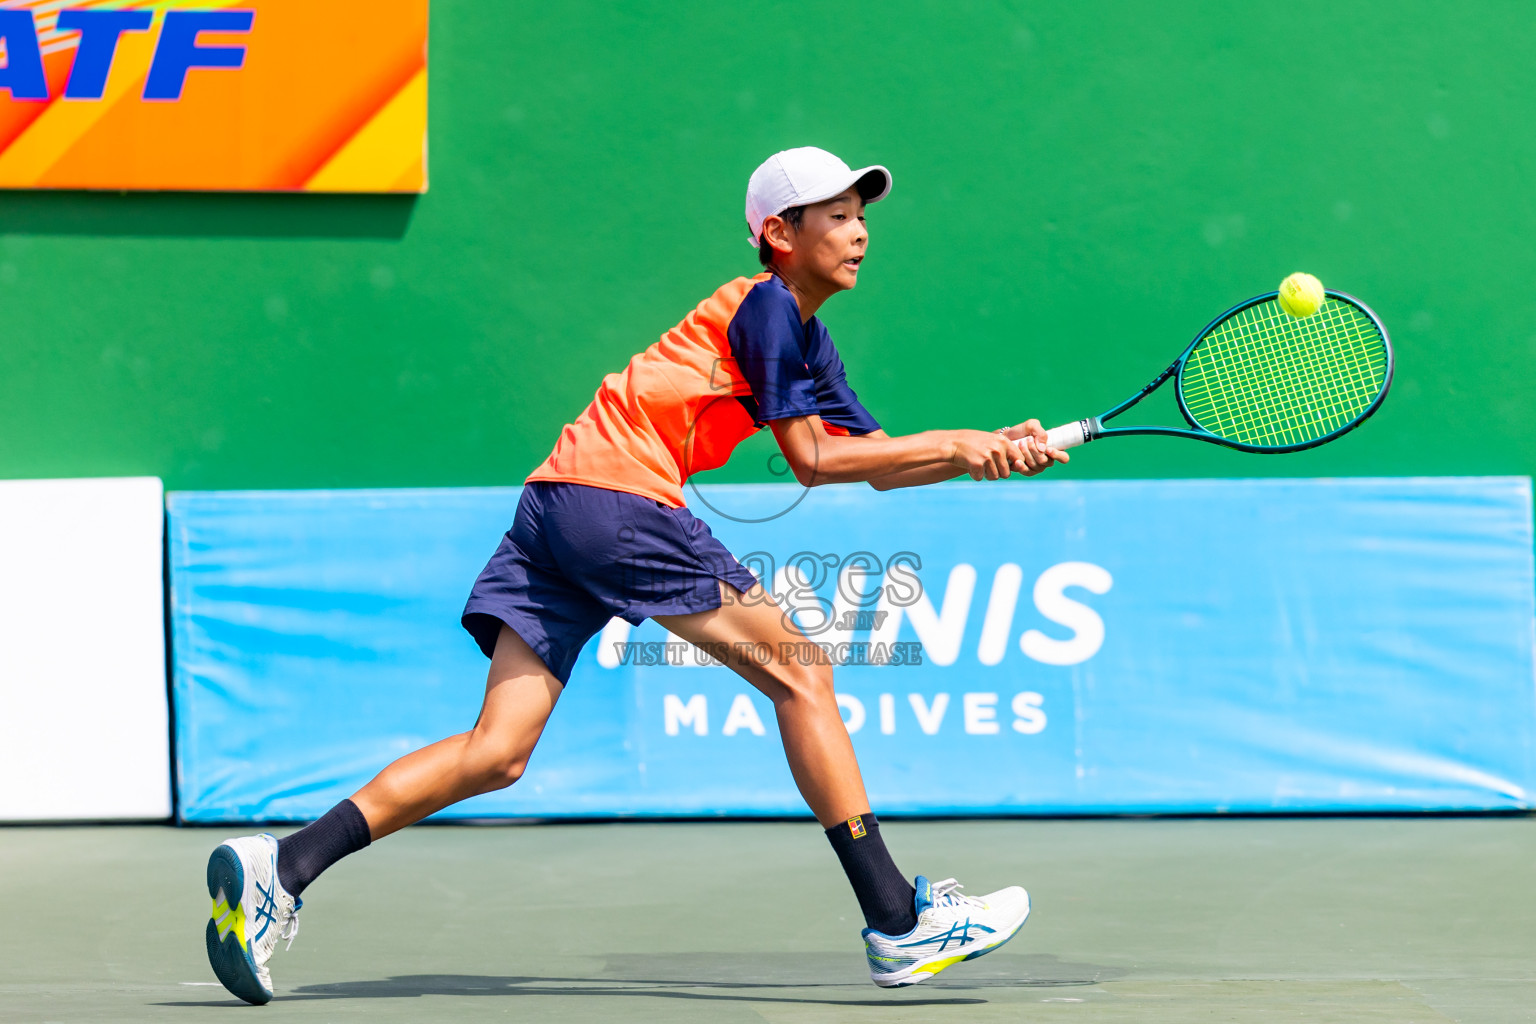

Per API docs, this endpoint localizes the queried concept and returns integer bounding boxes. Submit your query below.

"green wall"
[1,2,1531,490]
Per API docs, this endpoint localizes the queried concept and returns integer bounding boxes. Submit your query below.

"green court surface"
[3,817,1532,1022]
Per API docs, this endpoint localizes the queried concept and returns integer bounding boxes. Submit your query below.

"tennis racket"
[1036,290,1393,453]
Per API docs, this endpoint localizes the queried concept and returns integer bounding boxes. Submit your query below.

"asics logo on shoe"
[897,918,996,952]
[251,877,279,943]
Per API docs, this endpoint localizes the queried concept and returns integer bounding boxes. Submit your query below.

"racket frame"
[1059,289,1393,454]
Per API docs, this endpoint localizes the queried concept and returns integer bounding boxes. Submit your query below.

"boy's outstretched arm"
[863,421,1068,490]
[768,416,1066,490]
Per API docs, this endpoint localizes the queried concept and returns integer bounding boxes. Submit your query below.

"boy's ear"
[761,214,794,257]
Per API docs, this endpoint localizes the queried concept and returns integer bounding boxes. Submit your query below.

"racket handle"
[1044,419,1095,450]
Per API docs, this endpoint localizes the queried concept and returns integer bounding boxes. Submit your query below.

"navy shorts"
[462,481,761,683]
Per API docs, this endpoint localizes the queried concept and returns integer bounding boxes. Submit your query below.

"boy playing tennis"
[205,147,1068,1004]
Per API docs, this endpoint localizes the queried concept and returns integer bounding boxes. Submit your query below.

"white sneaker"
[205,834,301,1005]
[863,875,1030,987]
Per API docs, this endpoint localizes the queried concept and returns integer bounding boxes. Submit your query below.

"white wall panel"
[0,478,168,820]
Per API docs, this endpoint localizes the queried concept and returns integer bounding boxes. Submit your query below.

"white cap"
[744,147,892,247]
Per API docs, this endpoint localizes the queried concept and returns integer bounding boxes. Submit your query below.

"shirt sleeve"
[804,318,882,435]
[725,279,821,424]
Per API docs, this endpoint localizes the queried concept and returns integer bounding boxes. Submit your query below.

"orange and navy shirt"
[527,273,881,508]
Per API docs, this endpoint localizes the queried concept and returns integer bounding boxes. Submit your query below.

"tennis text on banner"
[596,561,1114,670]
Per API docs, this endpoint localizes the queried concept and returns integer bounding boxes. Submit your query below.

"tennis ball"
[1277,272,1325,319]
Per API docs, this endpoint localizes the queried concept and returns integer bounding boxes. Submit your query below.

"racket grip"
[1044,419,1093,450]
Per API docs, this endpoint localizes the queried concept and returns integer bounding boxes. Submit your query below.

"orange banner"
[0,0,427,192]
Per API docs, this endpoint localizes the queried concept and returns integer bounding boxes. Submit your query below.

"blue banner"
[168,478,1536,822]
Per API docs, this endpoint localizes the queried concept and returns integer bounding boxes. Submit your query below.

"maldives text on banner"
[168,478,1536,822]
[0,0,427,192]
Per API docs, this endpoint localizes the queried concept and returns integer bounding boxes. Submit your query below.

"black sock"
[276,799,372,898]
[825,813,917,935]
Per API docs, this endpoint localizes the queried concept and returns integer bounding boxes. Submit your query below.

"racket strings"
[1189,305,1379,446]
[1178,299,1388,448]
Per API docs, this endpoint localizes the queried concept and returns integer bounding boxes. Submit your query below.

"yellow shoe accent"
[920,953,968,979]
[212,896,246,944]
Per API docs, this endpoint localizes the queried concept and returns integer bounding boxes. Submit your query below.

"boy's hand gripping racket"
[1041,291,1393,453]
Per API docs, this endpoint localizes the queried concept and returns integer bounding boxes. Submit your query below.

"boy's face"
[786,188,868,291]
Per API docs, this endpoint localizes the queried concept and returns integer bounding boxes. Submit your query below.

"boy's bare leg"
[657,582,869,829]
[205,626,563,1005]
[351,625,563,839]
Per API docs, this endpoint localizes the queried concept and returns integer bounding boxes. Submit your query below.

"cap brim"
[796,164,892,207]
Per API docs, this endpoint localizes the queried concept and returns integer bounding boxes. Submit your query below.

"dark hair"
[757,205,806,269]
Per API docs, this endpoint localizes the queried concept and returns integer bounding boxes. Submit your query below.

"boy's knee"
[466,740,528,792]
[481,755,526,791]
[778,660,835,706]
